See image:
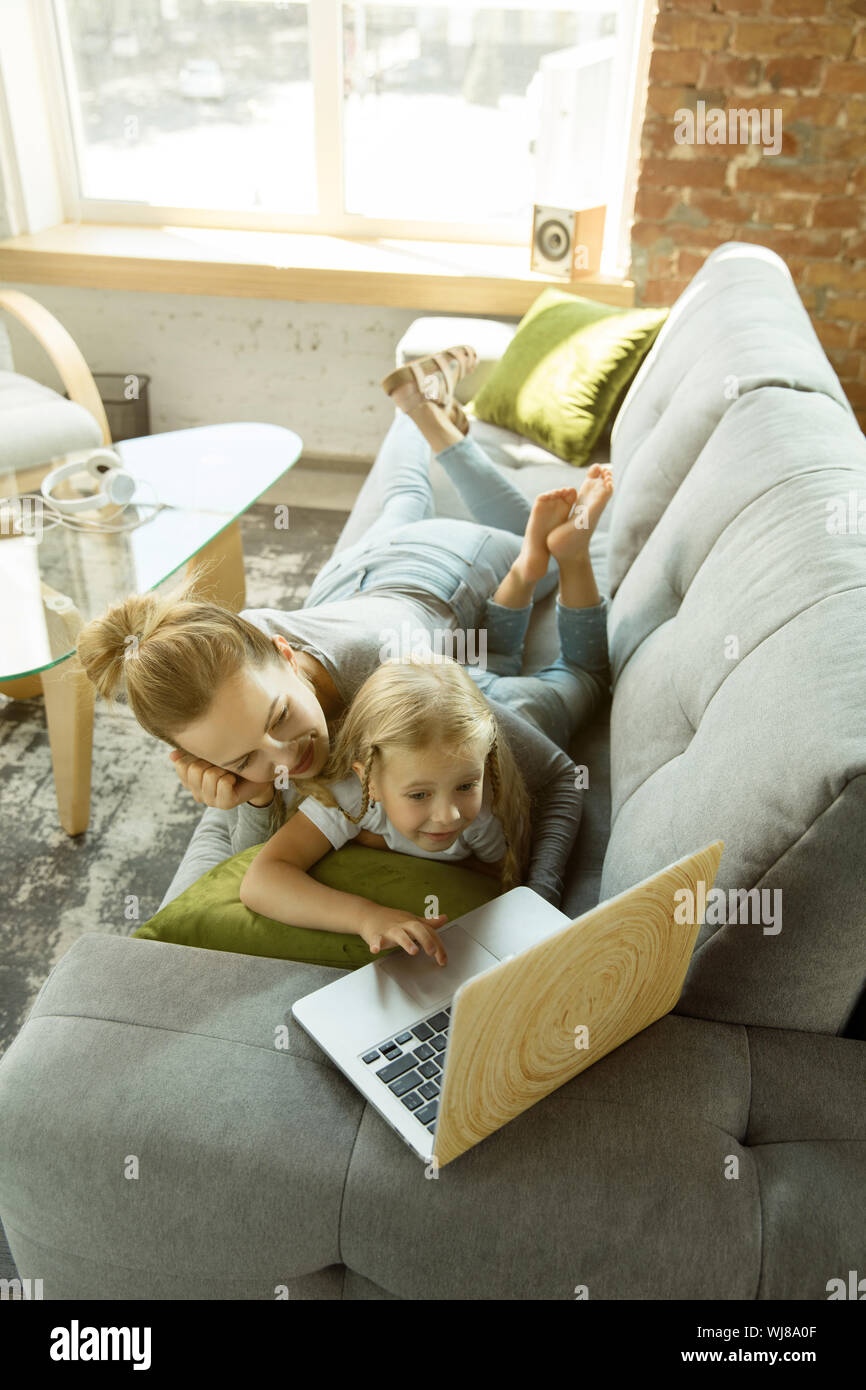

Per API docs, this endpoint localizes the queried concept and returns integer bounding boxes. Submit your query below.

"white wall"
[1,280,444,464]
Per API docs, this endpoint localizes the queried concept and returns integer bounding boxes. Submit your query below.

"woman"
[76,347,611,906]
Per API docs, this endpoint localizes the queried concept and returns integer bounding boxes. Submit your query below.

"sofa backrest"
[601,243,866,1035]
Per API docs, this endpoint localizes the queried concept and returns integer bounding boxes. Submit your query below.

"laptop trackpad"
[379,926,498,1011]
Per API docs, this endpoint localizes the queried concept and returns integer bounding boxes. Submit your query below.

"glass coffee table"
[0,421,303,834]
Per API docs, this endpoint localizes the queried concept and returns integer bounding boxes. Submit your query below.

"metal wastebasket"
[65,372,151,442]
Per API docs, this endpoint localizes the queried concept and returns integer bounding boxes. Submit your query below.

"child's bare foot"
[512,487,578,585]
[546,465,613,564]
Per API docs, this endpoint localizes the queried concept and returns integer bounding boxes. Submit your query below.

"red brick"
[778,127,803,157]
[646,87,711,119]
[648,250,680,276]
[678,249,715,275]
[754,193,815,225]
[817,128,866,160]
[736,162,849,194]
[844,231,866,258]
[630,219,676,248]
[664,0,717,9]
[813,196,866,227]
[689,189,758,221]
[850,166,866,192]
[770,0,833,13]
[841,381,866,408]
[667,224,733,250]
[714,0,764,11]
[731,20,854,56]
[765,56,825,87]
[847,96,866,122]
[827,295,866,320]
[702,55,765,85]
[735,225,845,255]
[639,156,733,188]
[771,93,846,122]
[815,320,855,348]
[825,348,860,374]
[852,323,866,348]
[650,49,706,82]
[653,14,732,48]
[823,62,866,92]
[856,28,866,57]
[805,261,866,288]
[633,187,679,221]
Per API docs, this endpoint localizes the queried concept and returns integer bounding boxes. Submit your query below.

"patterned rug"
[0,503,350,1060]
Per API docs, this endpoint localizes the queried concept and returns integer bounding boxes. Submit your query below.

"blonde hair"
[74,573,323,837]
[301,652,532,892]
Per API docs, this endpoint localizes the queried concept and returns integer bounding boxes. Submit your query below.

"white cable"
[1,478,166,536]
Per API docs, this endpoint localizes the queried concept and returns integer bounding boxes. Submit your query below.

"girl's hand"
[169,749,274,810]
[358,904,449,965]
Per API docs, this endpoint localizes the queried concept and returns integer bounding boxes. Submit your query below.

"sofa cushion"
[135,840,501,965]
[465,287,667,466]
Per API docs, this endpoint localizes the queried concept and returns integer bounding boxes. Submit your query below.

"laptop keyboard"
[360,1007,452,1135]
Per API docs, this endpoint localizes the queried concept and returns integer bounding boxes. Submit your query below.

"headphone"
[41,447,137,514]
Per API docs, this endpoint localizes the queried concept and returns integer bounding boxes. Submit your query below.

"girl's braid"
[486,734,521,890]
[342,743,378,825]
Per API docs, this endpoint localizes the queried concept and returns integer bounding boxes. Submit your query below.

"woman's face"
[175,638,330,785]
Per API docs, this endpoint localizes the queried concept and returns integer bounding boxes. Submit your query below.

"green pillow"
[465,287,668,465]
[134,843,502,969]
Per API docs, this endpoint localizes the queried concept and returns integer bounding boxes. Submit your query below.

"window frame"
[2,0,653,277]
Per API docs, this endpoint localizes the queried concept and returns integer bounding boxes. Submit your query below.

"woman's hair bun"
[75,591,162,702]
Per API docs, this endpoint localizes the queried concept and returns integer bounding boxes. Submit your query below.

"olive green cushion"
[134,843,502,969]
[465,287,668,465]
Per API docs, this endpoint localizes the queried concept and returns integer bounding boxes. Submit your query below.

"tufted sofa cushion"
[600,244,866,1035]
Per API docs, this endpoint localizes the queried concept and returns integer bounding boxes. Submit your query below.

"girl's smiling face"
[175,638,330,784]
[354,741,487,850]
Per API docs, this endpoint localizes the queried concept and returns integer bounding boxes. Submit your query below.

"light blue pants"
[305,410,610,749]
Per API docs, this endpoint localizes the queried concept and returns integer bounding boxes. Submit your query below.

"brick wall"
[629,0,866,430]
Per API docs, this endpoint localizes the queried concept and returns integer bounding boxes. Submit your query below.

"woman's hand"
[169,749,274,810]
[358,903,449,964]
[354,829,390,851]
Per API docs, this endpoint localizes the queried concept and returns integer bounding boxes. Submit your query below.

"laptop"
[292,840,724,1167]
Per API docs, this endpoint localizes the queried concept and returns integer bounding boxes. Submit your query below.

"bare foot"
[513,487,578,585]
[546,465,613,564]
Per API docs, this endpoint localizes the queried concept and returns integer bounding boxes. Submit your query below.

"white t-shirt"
[297,772,507,864]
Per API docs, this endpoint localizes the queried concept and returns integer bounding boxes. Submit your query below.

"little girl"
[240,468,613,965]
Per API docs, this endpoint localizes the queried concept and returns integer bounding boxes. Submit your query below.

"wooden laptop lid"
[433,841,724,1167]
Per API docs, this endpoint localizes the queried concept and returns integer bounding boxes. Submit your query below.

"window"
[22,0,652,274]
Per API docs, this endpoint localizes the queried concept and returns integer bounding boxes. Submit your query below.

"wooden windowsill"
[0,223,634,314]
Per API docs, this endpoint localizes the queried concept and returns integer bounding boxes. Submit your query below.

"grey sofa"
[0,243,864,1300]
